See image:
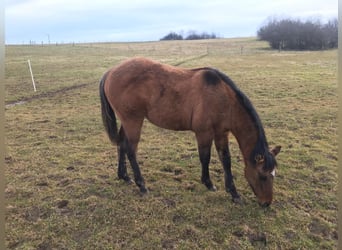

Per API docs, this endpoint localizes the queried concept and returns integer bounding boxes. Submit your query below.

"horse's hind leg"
[121,119,147,194]
[198,145,216,191]
[196,132,216,191]
[117,126,132,183]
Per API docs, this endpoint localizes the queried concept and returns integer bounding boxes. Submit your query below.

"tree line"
[160,31,218,41]
[257,17,338,50]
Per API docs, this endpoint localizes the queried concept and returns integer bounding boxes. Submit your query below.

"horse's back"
[103,58,198,129]
[103,57,233,132]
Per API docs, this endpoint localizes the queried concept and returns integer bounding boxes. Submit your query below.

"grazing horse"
[99,57,281,206]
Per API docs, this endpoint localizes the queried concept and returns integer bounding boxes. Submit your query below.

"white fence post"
[27,59,36,92]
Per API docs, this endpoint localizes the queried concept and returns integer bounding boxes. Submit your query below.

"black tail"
[99,72,118,144]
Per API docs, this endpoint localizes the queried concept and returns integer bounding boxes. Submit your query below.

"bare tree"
[160,32,183,41]
[160,31,218,41]
[257,17,338,50]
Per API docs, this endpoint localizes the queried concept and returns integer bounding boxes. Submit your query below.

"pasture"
[5,38,337,249]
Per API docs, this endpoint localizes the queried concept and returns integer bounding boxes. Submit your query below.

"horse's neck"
[230,110,258,164]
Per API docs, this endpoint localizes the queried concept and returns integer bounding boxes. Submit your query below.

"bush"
[160,31,218,41]
[257,17,338,50]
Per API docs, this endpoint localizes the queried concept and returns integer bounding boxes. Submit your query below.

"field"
[5,38,337,249]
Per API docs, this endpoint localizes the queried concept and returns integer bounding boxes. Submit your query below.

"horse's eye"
[259,175,267,181]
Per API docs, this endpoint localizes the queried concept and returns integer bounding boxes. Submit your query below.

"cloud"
[5,0,338,44]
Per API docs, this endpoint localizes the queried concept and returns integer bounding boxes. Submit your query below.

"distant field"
[5,38,337,249]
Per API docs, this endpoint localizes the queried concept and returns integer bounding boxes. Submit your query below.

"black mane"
[204,68,276,170]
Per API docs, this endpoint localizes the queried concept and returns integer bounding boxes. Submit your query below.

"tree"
[257,17,338,50]
[322,18,338,48]
[160,32,183,41]
[185,31,217,40]
[160,31,218,41]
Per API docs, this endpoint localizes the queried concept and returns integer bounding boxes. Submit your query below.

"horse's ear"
[271,146,281,156]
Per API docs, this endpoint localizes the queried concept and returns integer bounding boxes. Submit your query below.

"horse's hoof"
[232,197,243,205]
[119,175,133,184]
[125,178,134,185]
[202,180,216,191]
[139,186,148,195]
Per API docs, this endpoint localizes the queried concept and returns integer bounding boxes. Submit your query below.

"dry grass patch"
[5,38,337,249]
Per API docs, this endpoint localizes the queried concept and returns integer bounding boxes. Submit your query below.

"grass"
[5,38,337,249]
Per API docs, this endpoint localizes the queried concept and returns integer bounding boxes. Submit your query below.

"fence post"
[27,59,36,92]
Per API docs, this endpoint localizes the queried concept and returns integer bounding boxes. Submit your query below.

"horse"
[99,57,281,207]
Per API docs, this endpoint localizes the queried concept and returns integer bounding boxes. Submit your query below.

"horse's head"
[244,146,281,207]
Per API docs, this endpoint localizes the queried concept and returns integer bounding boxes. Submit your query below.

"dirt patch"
[308,218,331,238]
[5,83,91,107]
[233,225,267,247]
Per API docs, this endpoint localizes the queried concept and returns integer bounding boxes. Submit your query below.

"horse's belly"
[146,111,191,131]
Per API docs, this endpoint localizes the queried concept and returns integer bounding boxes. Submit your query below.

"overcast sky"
[5,0,338,44]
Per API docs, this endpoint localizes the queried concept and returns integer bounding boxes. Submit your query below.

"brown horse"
[99,57,281,206]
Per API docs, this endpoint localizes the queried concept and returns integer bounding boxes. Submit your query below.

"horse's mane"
[194,67,277,170]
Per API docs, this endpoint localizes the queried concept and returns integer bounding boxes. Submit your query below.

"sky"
[5,0,338,44]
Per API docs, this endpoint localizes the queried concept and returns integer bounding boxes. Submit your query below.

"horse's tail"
[99,72,119,144]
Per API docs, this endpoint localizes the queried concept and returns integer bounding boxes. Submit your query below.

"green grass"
[5,38,337,249]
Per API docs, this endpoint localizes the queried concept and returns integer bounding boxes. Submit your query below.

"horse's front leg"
[215,135,241,203]
[196,133,216,191]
